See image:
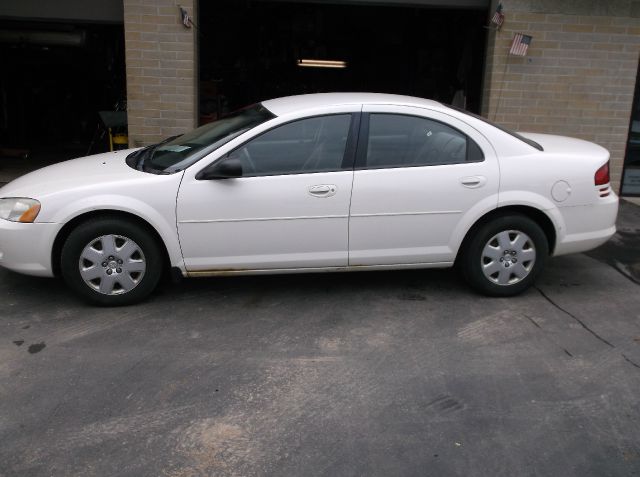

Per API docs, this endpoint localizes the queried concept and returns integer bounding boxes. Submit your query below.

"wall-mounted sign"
[622,62,640,197]
[622,167,640,195]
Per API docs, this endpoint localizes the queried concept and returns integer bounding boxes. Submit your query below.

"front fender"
[45,194,185,271]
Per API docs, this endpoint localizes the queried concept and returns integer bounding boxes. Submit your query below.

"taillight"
[594,161,610,186]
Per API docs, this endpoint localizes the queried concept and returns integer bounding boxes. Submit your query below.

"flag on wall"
[509,33,532,56]
[491,4,504,28]
[180,7,192,28]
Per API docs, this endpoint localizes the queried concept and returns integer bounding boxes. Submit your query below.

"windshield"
[129,104,275,174]
[447,105,544,151]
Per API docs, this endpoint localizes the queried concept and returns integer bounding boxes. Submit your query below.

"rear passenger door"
[349,105,499,266]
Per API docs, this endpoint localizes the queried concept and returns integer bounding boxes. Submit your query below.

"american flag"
[491,4,504,27]
[510,33,532,56]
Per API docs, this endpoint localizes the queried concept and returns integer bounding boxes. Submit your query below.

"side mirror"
[196,157,243,180]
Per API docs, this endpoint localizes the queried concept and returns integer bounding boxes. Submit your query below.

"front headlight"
[0,198,41,223]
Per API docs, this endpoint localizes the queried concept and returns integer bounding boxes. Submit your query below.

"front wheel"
[460,215,549,297]
[61,217,163,306]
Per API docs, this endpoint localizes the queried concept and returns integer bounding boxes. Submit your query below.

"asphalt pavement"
[0,201,639,477]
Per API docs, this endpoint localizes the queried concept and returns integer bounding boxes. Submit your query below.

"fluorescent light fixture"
[297,59,347,69]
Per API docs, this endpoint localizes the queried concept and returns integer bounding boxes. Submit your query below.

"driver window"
[228,114,352,176]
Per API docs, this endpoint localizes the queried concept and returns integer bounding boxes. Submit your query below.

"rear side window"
[447,104,543,151]
[364,114,484,169]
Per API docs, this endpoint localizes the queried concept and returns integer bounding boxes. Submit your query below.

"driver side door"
[176,113,358,272]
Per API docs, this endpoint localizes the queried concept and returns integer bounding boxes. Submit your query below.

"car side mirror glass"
[196,157,243,180]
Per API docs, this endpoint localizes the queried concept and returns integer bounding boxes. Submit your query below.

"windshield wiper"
[136,135,182,173]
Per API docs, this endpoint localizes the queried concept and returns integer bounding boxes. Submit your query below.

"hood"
[517,132,609,161]
[0,149,146,199]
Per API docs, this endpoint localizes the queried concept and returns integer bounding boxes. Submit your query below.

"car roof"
[261,93,445,116]
[260,93,540,156]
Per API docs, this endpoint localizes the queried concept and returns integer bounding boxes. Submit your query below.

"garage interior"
[0,19,125,165]
[0,0,488,171]
[198,0,488,123]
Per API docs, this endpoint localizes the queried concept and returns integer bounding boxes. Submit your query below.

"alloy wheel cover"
[481,229,536,286]
[78,234,147,295]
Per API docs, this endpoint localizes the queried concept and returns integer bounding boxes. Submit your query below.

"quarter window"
[365,114,483,169]
[228,114,352,176]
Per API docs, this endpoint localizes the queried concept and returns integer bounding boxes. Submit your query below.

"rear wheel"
[460,214,548,296]
[61,218,163,305]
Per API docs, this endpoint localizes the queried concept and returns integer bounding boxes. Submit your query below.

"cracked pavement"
[0,200,639,476]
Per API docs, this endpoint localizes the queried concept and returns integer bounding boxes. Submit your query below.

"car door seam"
[347,107,366,266]
[174,170,188,271]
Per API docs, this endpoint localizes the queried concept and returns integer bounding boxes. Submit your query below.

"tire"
[60,217,164,306]
[460,214,548,297]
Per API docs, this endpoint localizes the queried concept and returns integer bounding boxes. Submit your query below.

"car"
[0,93,618,305]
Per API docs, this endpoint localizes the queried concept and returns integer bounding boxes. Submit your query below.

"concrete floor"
[0,201,639,476]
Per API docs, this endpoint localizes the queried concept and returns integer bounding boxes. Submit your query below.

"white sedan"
[0,93,618,305]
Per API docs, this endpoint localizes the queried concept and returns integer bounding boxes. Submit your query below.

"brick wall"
[481,0,640,191]
[123,0,197,147]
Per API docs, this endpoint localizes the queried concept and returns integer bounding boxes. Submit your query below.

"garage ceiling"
[0,0,123,23]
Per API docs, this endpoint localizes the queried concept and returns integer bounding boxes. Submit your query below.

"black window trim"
[200,112,362,178]
[354,112,486,171]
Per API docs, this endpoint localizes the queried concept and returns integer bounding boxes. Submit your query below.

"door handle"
[460,176,487,188]
[308,184,337,197]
